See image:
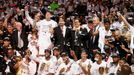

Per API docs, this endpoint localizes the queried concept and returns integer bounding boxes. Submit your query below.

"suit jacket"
[88,28,99,50]
[71,27,88,50]
[53,26,72,49]
[12,27,28,51]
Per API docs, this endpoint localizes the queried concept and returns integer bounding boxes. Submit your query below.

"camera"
[105,36,114,42]
[110,29,115,32]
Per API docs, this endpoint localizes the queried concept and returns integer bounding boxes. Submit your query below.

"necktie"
[90,27,96,44]
[61,26,64,36]
[75,31,79,46]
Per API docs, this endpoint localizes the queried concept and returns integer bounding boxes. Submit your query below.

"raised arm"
[25,6,34,26]
[117,12,131,28]
[117,12,134,54]
[3,14,10,27]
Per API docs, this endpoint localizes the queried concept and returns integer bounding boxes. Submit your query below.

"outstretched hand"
[117,12,121,16]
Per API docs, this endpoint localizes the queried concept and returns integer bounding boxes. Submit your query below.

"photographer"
[117,12,134,54]
[4,48,17,75]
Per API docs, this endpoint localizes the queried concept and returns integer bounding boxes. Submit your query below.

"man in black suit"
[53,17,72,55]
[88,17,100,50]
[71,18,88,60]
[87,17,100,60]
[12,22,28,56]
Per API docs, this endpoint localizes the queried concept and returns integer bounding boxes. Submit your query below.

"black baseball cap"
[111,53,120,58]
[3,37,10,41]
[44,49,51,54]
[104,18,110,23]
[53,47,60,51]
[88,19,93,23]
[61,52,68,57]
[95,51,102,56]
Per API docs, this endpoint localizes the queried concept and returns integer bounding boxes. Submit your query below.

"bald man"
[88,17,101,52]
[111,30,129,58]
[12,22,28,56]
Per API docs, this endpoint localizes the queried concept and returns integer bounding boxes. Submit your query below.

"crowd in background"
[0,0,134,75]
